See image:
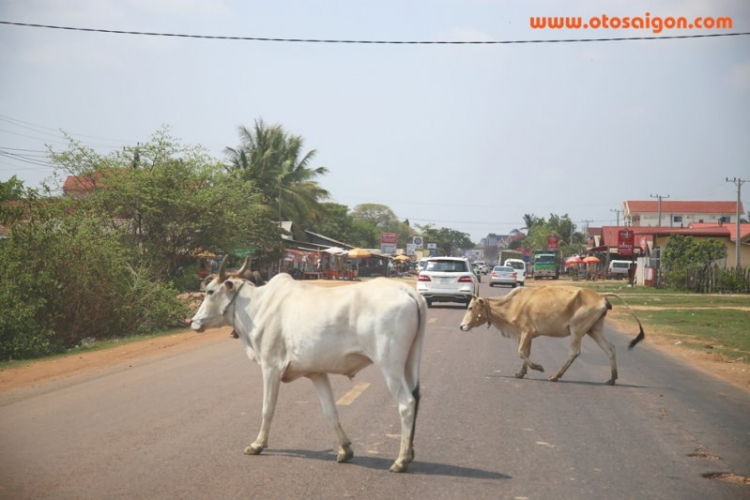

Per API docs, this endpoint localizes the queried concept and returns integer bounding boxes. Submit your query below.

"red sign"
[547,235,559,251]
[618,229,635,256]
[381,232,398,244]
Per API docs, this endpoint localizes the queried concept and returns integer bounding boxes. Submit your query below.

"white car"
[504,258,526,286]
[417,257,479,308]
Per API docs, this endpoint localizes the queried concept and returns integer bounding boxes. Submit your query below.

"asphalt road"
[2,280,749,499]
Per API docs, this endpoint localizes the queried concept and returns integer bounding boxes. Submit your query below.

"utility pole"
[610,208,621,226]
[726,177,748,270]
[581,219,593,253]
[650,193,670,226]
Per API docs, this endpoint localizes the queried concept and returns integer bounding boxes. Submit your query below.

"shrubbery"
[0,131,283,361]
[0,211,189,360]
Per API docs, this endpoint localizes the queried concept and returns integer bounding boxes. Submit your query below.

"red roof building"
[62,172,106,196]
[623,200,744,227]
[596,224,750,267]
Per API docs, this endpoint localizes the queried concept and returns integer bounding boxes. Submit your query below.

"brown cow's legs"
[516,333,544,378]
[549,334,583,382]
[588,319,618,385]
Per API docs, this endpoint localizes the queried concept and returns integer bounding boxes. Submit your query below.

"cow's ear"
[224,280,235,291]
[476,297,484,306]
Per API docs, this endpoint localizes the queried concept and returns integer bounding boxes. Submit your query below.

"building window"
[673,216,682,223]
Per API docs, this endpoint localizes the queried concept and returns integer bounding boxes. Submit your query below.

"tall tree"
[224,119,330,228]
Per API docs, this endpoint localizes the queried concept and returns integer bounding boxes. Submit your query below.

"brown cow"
[459,286,645,385]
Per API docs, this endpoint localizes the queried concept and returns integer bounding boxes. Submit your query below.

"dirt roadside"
[1,278,747,393]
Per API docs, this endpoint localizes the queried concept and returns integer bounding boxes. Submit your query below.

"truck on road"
[497,249,523,267]
[533,250,560,279]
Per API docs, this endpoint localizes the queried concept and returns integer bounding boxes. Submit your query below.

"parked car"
[489,265,517,288]
[417,257,479,308]
[503,258,526,286]
[608,260,633,278]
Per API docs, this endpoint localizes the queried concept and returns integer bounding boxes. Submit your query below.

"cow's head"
[191,255,244,333]
[459,295,489,331]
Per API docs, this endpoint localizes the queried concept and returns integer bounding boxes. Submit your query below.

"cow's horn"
[218,255,229,282]
[237,256,251,276]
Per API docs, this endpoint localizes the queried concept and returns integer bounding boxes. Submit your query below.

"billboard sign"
[618,229,635,256]
[547,235,559,251]
[381,232,398,245]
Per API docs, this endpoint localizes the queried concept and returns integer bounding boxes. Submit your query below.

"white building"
[623,200,744,227]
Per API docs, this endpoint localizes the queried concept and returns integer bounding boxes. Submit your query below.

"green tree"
[662,235,727,290]
[224,119,330,229]
[417,224,474,256]
[522,213,544,231]
[0,176,26,202]
[350,203,415,248]
[50,129,282,278]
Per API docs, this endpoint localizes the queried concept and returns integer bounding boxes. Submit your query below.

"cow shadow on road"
[484,373,649,389]
[268,449,510,479]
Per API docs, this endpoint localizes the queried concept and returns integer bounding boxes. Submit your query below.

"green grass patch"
[610,307,750,363]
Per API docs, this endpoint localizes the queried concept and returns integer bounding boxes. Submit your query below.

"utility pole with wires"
[726,177,748,270]
[650,193,670,226]
[610,208,622,226]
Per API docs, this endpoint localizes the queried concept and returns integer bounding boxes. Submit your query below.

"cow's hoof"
[605,379,616,386]
[514,372,526,379]
[389,461,408,473]
[548,375,559,382]
[337,446,354,463]
[244,444,265,455]
[530,364,545,373]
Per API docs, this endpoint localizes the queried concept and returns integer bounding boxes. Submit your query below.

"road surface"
[2,281,748,499]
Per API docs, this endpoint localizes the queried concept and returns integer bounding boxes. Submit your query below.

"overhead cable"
[1,20,748,44]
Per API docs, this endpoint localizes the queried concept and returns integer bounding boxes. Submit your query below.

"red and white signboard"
[547,235,559,251]
[618,229,635,256]
[381,232,398,245]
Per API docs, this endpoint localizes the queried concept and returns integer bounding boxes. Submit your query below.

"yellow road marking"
[336,382,371,406]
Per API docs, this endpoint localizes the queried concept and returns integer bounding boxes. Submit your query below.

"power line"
[2,20,749,45]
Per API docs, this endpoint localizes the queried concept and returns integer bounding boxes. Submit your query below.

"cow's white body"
[191,267,426,472]
[459,286,644,385]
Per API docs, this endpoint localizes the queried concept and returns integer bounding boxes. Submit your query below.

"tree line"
[0,121,474,360]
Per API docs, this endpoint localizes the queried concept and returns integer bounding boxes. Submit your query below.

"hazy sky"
[1,0,749,243]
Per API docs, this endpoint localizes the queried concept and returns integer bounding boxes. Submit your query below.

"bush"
[0,213,188,361]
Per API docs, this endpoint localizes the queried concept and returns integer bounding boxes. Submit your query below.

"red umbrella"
[565,256,582,267]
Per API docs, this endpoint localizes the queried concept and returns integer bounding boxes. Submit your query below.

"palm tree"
[522,213,542,231]
[225,120,330,227]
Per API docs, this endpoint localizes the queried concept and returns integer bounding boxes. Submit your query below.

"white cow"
[190,257,426,473]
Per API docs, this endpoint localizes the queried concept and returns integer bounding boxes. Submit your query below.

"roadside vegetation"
[569,280,750,364]
[0,123,477,362]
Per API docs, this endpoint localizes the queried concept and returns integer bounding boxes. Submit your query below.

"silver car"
[417,257,479,308]
[489,266,517,288]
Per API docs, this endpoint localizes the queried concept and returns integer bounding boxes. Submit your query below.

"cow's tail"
[602,293,645,350]
[405,289,427,448]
